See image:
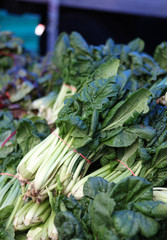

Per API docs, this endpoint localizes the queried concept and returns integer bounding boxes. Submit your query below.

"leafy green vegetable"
[112,210,159,238]
[90,192,115,234]
[55,211,84,240]
[16,118,50,155]
[55,176,167,240]
[102,88,151,131]
[154,42,167,71]
[52,31,106,87]
[0,220,15,240]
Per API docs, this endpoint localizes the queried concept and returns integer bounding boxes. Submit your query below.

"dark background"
[0,0,167,55]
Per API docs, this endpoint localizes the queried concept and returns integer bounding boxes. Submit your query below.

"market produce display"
[1,30,167,239]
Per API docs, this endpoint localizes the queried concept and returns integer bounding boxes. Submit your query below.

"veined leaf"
[112,210,159,238]
[154,42,167,71]
[152,142,167,168]
[102,88,151,131]
[91,59,120,81]
[90,193,115,236]
[134,200,167,219]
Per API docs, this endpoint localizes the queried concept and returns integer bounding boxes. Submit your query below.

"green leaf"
[91,59,120,81]
[112,210,159,238]
[128,38,145,52]
[129,51,143,66]
[108,176,153,209]
[112,210,138,237]
[154,42,167,71]
[95,226,119,240]
[0,205,14,219]
[0,221,15,240]
[54,211,84,240]
[16,119,41,155]
[24,116,51,138]
[116,141,139,171]
[102,88,151,131]
[52,32,70,70]
[134,200,167,219]
[90,193,115,236]
[116,70,131,92]
[100,148,116,166]
[103,128,138,147]
[83,177,109,199]
[135,212,159,238]
[57,65,120,143]
[70,32,91,56]
[152,142,167,168]
[104,124,156,148]
[128,125,156,141]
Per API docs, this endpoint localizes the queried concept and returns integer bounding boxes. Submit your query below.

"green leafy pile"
[0,112,51,239]
[104,37,166,89]
[52,31,108,87]
[1,31,167,239]
[0,111,51,173]
[154,41,167,71]
[56,58,153,161]
[52,33,167,90]
[54,176,167,240]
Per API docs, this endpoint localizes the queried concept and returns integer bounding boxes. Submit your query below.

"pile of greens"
[0,111,51,239]
[1,30,167,240]
[54,176,167,240]
[31,33,167,124]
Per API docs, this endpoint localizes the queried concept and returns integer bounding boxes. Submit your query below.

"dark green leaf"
[54,211,84,240]
[0,205,13,219]
[112,210,159,238]
[90,193,115,236]
[133,200,167,219]
[108,177,153,209]
[154,42,167,71]
[128,38,145,53]
[102,88,151,130]
[83,177,109,199]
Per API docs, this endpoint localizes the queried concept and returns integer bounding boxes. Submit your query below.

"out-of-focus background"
[0,0,167,55]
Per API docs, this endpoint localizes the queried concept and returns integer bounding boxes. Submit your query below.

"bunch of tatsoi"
[70,80,167,199]
[32,31,111,124]
[17,59,152,202]
[31,32,167,124]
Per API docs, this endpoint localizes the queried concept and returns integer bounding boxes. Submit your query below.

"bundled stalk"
[17,60,122,201]
[26,211,57,240]
[32,84,76,124]
[47,211,58,240]
[17,57,155,205]
[26,222,49,240]
[0,175,21,210]
[70,142,142,199]
[153,187,167,202]
[31,92,57,123]
[13,199,50,231]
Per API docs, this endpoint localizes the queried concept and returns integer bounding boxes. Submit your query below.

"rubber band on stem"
[0,173,30,184]
[116,159,136,177]
[52,131,91,164]
[63,83,77,92]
